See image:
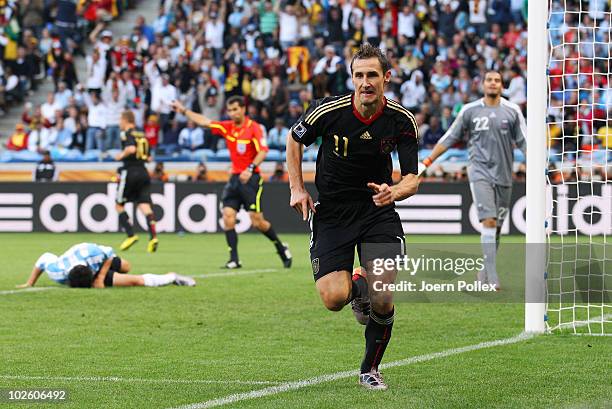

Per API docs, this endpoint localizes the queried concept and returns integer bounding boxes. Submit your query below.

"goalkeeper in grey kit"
[419,70,527,289]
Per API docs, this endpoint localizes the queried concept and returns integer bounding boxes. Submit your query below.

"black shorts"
[309,201,405,281]
[222,173,263,212]
[103,256,124,287]
[116,166,152,205]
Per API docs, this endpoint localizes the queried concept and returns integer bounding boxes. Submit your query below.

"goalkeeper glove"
[417,157,433,176]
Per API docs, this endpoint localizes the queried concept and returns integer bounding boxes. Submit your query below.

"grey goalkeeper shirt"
[439,97,527,187]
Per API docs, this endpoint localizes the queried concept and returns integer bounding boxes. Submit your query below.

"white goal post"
[527,0,611,335]
[525,0,548,334]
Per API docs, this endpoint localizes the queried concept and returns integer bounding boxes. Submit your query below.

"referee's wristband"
[247,163,256,172]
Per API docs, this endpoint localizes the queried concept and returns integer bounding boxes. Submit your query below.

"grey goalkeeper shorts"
[469,180,512,223]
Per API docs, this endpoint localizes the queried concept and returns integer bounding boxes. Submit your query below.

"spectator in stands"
[178,120,205,152]
[34,150,57,182]
[144,115,160,151]
[199,86,223,151]
[194,162,209,182]
[86,48,106,93]
[6,123,28,151]
[441,107,454,132]
[150,162,168,183]
[11,46,37,94]
[505,66,527,111]
[400,70,425,113]
[54,0,80,53]
[312,46,343,98]
[134,15,155,44]
[268,118,289,151]
[204,1,227,65]
[54,82,73,110]
[27,119,50,153]
[41,92,61,125]
[54,116,73,150]
[103,87,125,150]
[158,119,180,154]
[269,161,288,182]
[250,67,272,106]
[284,100,303,129]
[422,117,445,149]
[84,92,107,151]
[2,66,22,105]
[596,119,612,149]
[151,73,177,138]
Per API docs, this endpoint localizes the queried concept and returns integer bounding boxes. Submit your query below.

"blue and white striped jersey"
[35,243,116,284]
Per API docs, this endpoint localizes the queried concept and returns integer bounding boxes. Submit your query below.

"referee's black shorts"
[222,173,264,212]
[309,200,405,281]
[116,166,152,205]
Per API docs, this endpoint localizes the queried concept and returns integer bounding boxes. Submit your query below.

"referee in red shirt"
[171,96,292,269]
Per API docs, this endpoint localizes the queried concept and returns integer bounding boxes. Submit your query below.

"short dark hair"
[226,95,245,107]
[350,43,390,75]
[68,265,94,288]
[484,70,504,86]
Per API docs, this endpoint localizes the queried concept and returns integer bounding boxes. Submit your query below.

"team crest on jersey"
[380,137,396,154]
[311,258,320,275]
[293,122,307,139]
[237,143,247,154]
[501,119,509,129]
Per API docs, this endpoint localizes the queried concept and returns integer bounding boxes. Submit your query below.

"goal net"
[545,0,611,334]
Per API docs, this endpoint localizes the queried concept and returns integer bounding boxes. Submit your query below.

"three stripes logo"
[360,131,372,140]
[0,193,33,232]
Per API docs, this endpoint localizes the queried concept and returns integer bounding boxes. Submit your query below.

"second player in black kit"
[115,110,159,253]
[287,44,419,390]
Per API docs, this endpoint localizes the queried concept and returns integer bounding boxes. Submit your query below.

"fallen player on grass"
[17,243,195,289]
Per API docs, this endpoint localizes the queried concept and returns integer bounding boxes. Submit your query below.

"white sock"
[142,273,177,287]
[481,227,499,285]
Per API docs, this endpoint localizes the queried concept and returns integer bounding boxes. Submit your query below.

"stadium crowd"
[1,0,609,181]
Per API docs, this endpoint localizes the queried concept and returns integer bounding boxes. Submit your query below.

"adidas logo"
[360,131,372,140]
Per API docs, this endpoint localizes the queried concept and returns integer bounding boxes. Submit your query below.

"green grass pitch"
[0,233,610,409]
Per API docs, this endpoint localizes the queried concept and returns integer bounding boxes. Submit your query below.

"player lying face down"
[16,243,195,289]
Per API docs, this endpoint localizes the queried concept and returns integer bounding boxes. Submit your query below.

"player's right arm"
[418,105,469,175]
[170,100,212,128]
[287,135,314,221]
[92,258,113,289]
[16,266,43,288]
[287,98,330,220]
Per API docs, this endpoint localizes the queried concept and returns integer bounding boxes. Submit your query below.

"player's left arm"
[512,107,527,156]
[115,132,136,161]
[240,124,269,183]
[92,258,113,289]
[368,120,420,206]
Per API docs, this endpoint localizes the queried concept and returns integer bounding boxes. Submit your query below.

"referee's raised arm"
[286,130,315,221]
[170,100,212,128]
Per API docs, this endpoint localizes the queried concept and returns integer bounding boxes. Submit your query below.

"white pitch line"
[0,375,281,386]
[0,287,60,295]
[190,269,278,278]
[169,332,535,409]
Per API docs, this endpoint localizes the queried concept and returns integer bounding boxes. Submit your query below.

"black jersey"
[290,93,419,202]
[120,127,149,168]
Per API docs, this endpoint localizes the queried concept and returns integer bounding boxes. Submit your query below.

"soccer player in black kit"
[115,110,159,253]
[287,44,419,390]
